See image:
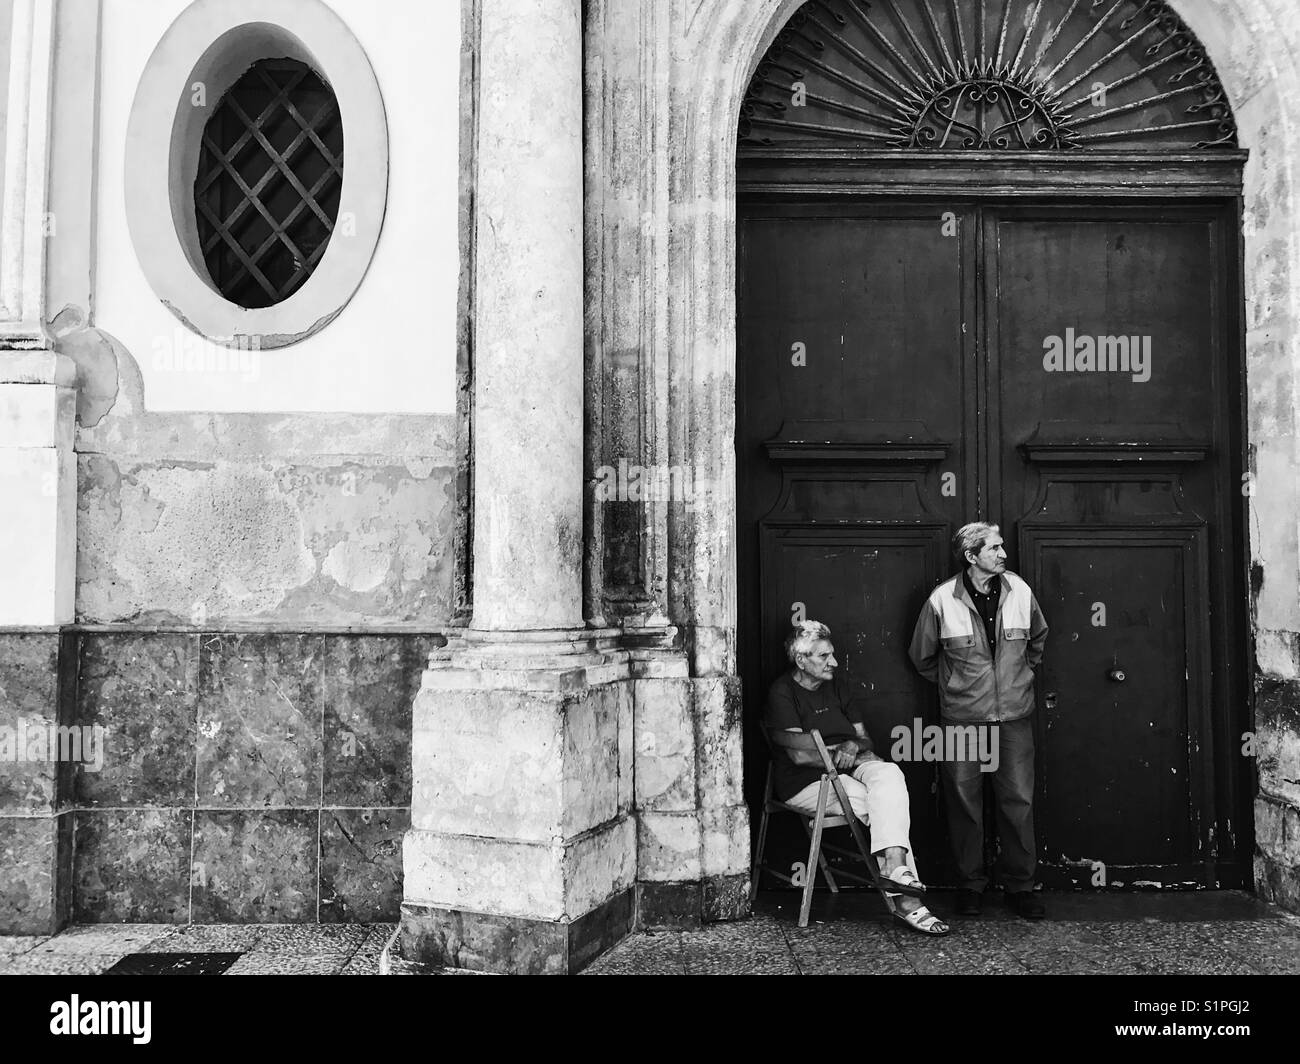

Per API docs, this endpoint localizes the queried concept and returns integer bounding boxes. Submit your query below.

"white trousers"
[785,760,917,873]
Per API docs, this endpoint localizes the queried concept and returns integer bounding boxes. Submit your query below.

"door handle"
[1108,669,1127,683]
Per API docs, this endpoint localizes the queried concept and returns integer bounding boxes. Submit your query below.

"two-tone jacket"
[907,571,1049,723]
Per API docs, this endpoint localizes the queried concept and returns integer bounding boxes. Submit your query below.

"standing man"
[908,522,1049,919]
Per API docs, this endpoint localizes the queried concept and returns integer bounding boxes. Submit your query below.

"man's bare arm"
[783,728,857,767]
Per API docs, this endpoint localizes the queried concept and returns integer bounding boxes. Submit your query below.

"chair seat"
[765,798,867,830]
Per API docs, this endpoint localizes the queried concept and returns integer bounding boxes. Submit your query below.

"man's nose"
[827,656,837,668]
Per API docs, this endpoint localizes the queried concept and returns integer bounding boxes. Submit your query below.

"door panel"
[990,204,1234,887]
[738,206,976,882]
[990,207,1223,546]
[1025,530,1212,883]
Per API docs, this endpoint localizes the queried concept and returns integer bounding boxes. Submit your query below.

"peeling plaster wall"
[76,403,458,626]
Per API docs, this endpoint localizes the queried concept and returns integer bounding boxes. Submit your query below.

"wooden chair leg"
[802,820,839,892]
[820,848,840,893]
[799,783,829,928]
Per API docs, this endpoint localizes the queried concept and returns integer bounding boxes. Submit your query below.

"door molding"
[738,150,1247,198]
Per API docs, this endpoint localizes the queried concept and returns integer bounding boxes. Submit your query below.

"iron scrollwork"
[739,0,1239,151]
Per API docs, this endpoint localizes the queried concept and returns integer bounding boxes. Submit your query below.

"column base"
[399,888,634,975]
[638,873,750,929]
[403,647,637,973]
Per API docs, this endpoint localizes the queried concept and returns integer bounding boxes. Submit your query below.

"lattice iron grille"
[195,59,344,309]
[740,0,1237,150]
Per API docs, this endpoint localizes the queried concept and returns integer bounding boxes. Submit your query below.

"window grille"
[195,59,344,309]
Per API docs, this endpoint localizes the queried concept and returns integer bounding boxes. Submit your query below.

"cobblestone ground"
[583,891,1300,976]
[2,891,1297,975]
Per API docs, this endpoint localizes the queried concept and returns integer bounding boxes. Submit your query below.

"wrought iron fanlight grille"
[739,0,1237,150]
[195,59,344,309]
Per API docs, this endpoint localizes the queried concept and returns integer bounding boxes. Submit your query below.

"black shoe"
[1005,890,1046,919]
[954,889,983,917]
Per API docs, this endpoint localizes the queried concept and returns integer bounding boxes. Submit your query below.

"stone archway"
[584,0,1300,911]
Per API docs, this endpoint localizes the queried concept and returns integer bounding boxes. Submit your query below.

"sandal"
[879,867,926,895]
[891,903,950,936]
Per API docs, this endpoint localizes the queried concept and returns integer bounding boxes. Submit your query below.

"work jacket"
[907,571,1049,723]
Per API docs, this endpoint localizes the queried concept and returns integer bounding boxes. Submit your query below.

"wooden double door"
[738,197,1251,888]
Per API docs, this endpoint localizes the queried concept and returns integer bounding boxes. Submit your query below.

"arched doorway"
[735,0,1252,889]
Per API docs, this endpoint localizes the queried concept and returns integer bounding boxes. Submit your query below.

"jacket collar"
[952,571,1013,612]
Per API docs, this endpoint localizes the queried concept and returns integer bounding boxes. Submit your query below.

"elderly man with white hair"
[764,620,949,936]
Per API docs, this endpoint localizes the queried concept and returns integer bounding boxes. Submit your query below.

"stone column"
[400,0,636,973]
[470,0,585,634]
[0,0,76,935]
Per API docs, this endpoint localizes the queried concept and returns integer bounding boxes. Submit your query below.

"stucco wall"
[75,399,458,625]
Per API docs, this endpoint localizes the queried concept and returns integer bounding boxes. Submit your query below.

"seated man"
[764,620,948,936]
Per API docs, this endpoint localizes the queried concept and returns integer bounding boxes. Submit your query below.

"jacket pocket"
[941,634,986,696]
[1003,628,1029,658]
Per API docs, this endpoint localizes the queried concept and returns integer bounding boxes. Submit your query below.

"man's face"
[798,640,837,683]
[967,533,1007,576]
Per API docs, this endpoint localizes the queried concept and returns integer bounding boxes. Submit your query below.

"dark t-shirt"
[763,671,869,801]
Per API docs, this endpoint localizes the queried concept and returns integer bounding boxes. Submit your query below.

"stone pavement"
[0,923,395,975]
[584,890,1300,975]
[2,891,1298,975]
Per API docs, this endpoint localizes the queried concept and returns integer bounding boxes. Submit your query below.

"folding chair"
[750,727,924,927]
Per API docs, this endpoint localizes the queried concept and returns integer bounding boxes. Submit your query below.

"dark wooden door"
[738,197,1249,889]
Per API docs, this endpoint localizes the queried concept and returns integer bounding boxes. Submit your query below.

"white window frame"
[125,0,388,349]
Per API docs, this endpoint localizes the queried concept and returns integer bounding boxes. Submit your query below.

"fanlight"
[740,0,1236,150]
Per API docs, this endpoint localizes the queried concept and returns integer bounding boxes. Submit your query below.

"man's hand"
[848,724,879,768]
[832,741,859,770]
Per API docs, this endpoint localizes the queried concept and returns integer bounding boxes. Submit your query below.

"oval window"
[193,58,344,309]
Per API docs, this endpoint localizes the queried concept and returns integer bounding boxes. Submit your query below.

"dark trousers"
[939,716,1037,893]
